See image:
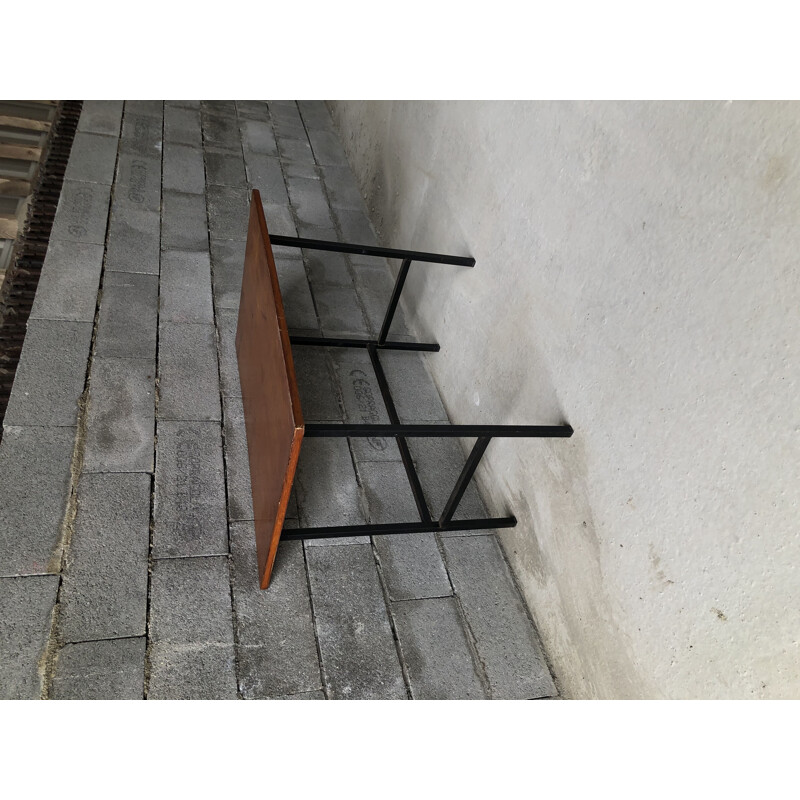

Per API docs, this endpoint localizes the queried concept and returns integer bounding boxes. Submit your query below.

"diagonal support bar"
[367,344,431,522]
[439,437,491,526]
[378,257,411,345]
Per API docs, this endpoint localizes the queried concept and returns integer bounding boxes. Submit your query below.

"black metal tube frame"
[271,232,573,541]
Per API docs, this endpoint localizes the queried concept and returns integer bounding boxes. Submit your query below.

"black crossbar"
[290,335,440,353]
[269,234,476,267]
[282,516,517,541]
[304,423,574,438]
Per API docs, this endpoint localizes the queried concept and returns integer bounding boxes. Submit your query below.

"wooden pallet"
[0,101,56,282]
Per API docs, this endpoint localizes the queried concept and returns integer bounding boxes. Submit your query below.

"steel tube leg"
[439,437,491,526]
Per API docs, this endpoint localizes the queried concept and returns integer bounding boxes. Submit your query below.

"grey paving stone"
[441,535,557,699]
[239,118,277,156]
[380,350,448,423]
[58,473,151,643]
[333,207,378,245]
[147,642,238,699]
[286,175,334,229]
[82,357,155,473]
[49,179,111,245]
[307,128,349,167]
[210,238,245,310]
[170,100,200,110]
[160,249,214,324]
[272,115,307,139]
[163,142,205,195]
[295,222,338,241]
[406,435,488,523]
[215,308,241,397]
[314,285,369,337]
[3,319,92,427]
[282,160,321,181]
[277,135,315,164]
[374,530,453,602]
[359,461,452,601]
[148,556,237,699]
[268,690,326,700]
[78,100,123,137]
[202,112,241,151]
[29,240,104,322]
[295,438,367,545]
[221,395,253,522]
[205,147,247,189]
[157,322,221,420]
[304,248,352,288]
[207,185,249,242]
[164,104,202,147]
[153,421,227,558]
[114,152,162,212]
[235,100,270,121]
[297,100,333,131]
[150,556,233,644]
[64,131,119,185]
[51,637,145,700]
[105,198,160,274]
[95,271,158,360]
[125,100,164,118]
[269,101,303,125]
[120,109,163,157]
[320,165,365,211]
[161,190,209,251]
[243,153,289,204]
[352,263,413,337]
[0,575,59,699]
[392,597,486,699]
[202,100,237,116]
[292,347,342,422]
[329,348,401,465]
[305,543,406,700]
[230,523,321,698]
[0,427,75,577]
[275,258,318,330]
[261,201,296,236]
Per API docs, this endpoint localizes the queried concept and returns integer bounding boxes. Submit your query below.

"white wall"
[329,101,800,699]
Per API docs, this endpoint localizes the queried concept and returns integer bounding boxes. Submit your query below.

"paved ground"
[0,100,556,699]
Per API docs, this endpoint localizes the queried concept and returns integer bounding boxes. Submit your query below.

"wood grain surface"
[235,189,304,589]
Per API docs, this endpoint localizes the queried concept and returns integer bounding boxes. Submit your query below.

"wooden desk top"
[235,189,304,589]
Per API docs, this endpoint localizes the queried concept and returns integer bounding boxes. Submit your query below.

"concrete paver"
[391,597,486,699]
[3,319,92,427]
[95,271,158,360]
[51,637,145,700]
[147,556,237,699]
[58,473,151,643]
[82,357,155,473]
[230,523,322,698]
[306,543,407,700]
[0,426,75,577]
[0,575,59,699]
[77,100,123,137]
[153,420,227,558]
[29,240,104,323]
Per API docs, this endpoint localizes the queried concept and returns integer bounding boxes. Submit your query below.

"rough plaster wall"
[328,101,800,699]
